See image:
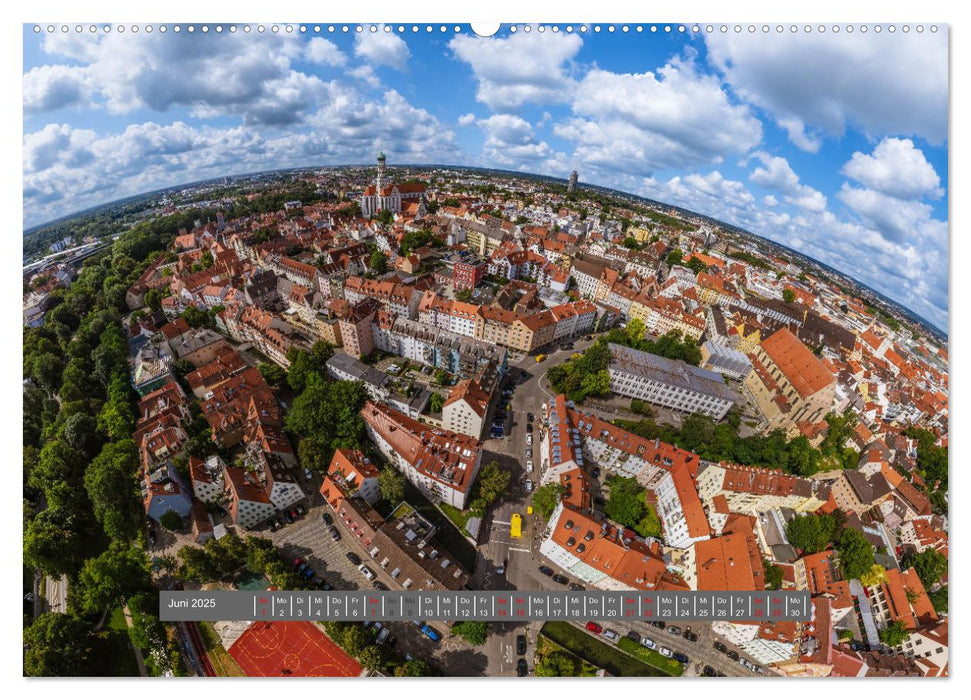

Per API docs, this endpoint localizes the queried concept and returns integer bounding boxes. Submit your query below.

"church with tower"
[360,152,428,218]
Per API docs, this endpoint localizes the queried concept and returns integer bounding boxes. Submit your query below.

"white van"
[359,564,376,581]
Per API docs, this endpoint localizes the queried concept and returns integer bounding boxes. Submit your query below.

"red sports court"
[228,621,362,677]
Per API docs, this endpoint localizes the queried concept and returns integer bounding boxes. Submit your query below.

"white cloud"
[349,64,381,88]
[841,137,943,200]
[23,64,92,113]
[457,113,477,127]
[763,194,778,207]
[747,151,826,211]
[305,37,347,67]
[706,30,948,150]
[476,114,554,165]
[837,184,942,245]
[354,28,410,72]
[449,30,582,110]
[556,55,762,177]
[32,30,319,126]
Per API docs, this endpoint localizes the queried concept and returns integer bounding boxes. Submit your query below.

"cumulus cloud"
[706,30,948,150]
[556,55,762,177]
[31,30,319,126]
[457,113,477,127]
[449,30,582,110]
[476,114,555,165]
[305,37,347,67]
[354,28,410,71]
[746,151,826,211]
[841,137,943,200]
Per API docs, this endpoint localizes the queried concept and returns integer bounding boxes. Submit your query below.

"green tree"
[901,549,947,588]
[878,620,910,648]
[665,249,683,266]
[378,468,406,504]
[764,559,784,590]
[428,393,445,413]
[604,475,647,527]
[358,644,386,671]
[376,209,394,227]
[633,501,663,538]
[533,483,565,520]
[395,657,433,676]
[23,613,94,677]
[258,362,288,388]
[84,439,141,542]
[535,650,580,677]
[32,352,65,394]
[452,621,489,645]
[341,624,373,656]
[836,528,875,581]
[285,380,368,458]
[782,288,796,303]
[369,250,388,275]
[929,586,948,613]
[455,289,474,303]
[785,513,838,554]
[76,543,153,614]
[159,510,184,531]
[468,461,510,517]
[61,412,102,459]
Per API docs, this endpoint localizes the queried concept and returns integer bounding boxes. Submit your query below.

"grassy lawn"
[617,637,684,676]
[535,635,599,676]
[101,607,141,677]
[439,503,472,536]
[540,621,671,677]
[196,621,246,677]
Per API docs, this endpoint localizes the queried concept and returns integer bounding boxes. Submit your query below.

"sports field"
[228,621,362,677]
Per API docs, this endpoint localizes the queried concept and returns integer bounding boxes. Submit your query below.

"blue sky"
[22,24,948,330]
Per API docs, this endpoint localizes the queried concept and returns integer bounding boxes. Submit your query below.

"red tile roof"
[761,327,835,397]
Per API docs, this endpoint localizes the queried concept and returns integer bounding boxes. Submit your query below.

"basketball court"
[228,621,362,677]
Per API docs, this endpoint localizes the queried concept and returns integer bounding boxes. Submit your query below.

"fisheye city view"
[22,23,947,679]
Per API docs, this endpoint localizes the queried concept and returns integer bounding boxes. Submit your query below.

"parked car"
[640,637,656,650]
[551,573,568,585]
[526,460,533,472]
[525,478,533,492]
[591,467,601,479]
[585,622,603,634]
[517,635,527,656]
[387,634,397,648]
[526,434,533,444]
[683,626,698,642]
[329,526,341,541]
[302,568,315,579]
[292,557,303,568]
[568,583,586,591]
[649,620,665,629]
[346,551,361,566]
[673,652,689,664]
[658,646,673,658]
[751,664,763,674]
[602,629,620,643]
[268,520,278,533]
[713,641,728,654]
[517,658,528,677]
[420,624,441,642]
[702,665,717,677]
[359,564,376,581]
[739,657,754,671]
[322,512,333,525]
[288,508,299,521]
[666,625,682,636]
[315,578,333,591]
[538,565,554,577]
[526,412,535,422]
[626,631,641,643]
[304,469,314,481]
[297,562,309,573]
[726,650,740,661]
[373,581,387,591]
[283,510,294,524]
[376,628,390,644]
[526,424,533,434]
[295,504,307,516]
[525,447,532,458]
[496,559,507,575]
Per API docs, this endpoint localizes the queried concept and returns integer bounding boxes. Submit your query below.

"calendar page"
[22,21,948,681]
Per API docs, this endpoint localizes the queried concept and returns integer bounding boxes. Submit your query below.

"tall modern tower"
[568,169,578,194]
